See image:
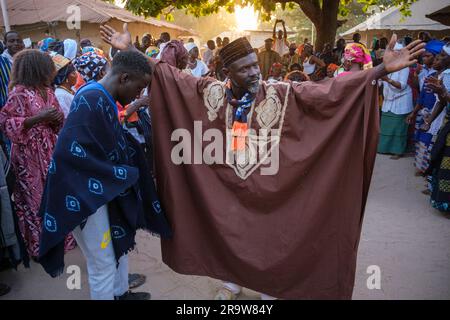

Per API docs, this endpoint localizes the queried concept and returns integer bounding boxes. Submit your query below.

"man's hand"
[383,34,425,74]
[100,23,132,51]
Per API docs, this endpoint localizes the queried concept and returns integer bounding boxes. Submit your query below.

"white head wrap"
[443,43,450,56]
[184,42,197,53]
[63,39,78,60]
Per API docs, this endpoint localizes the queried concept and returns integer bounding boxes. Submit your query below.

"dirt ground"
[1,154,449,300]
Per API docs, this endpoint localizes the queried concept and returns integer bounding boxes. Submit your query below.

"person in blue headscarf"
[38,37,55,52]
[421,44,450,211]
[406,40,445,192]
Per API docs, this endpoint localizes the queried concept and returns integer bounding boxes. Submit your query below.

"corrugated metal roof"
[0,0,197,35]
[340,0,450,36]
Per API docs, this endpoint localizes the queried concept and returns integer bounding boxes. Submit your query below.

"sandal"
[128,273,146,289]
[115,290,151,300]
[214,287,238,300]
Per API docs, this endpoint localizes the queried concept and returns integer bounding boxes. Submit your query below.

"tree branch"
[295,0,321,26]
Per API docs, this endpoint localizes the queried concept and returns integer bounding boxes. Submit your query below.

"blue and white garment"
[38,82,172,277]
[0,55,11,108]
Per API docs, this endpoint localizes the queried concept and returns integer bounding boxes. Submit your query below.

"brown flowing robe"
[149,61,380,299]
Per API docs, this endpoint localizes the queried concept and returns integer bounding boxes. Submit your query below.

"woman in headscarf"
[378,42,414,159]
[73,51,109,83]
[418,44,450,211]
[184,42,209,78]
[406,40,445,185]
[0,50,74,259]
[160,40,189,71]
[53,61,78,118]
[336,42,373,78]
[38,37,55,52]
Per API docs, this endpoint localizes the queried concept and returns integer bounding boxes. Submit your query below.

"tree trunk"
[314,23,337,52]
[297,0,340,52]
[315,0,340,52]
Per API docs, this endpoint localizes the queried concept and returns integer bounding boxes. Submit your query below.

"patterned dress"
[0,85,76,257]
[414,72,437,173]
[430,70,450,211]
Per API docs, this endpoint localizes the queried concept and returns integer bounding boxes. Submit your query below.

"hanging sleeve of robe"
[149,61,380,299]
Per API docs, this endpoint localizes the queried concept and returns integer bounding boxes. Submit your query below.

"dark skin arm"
[380,75,403,90]
[272,20,279,39]
[310,55,326,69]
[23,108,62,129]
[123,95,151,122]
[281,20,288,43]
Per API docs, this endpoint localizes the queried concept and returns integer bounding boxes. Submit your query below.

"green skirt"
[378,111,409,155]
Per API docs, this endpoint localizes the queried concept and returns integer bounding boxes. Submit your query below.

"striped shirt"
[0,56,11,108]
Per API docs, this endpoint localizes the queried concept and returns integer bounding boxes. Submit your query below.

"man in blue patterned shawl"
[38,50,172,300]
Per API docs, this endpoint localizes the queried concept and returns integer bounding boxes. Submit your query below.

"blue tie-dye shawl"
[38,82,172,277]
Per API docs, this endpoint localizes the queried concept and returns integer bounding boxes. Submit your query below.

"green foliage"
[111,0,417,47]
[118,0,416,20]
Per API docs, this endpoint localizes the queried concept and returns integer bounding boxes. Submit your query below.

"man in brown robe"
[100,24,425,299]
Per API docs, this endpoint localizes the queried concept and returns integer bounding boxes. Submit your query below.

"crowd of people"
[0,19,446,300]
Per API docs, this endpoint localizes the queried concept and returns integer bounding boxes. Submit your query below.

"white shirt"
[202,49,215,65]
[381,67,413,115]
[303,57,316,75]
[155,42,168,60]
[189,60,209,78]
[55,87,74,118]
[273,38,289,56]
